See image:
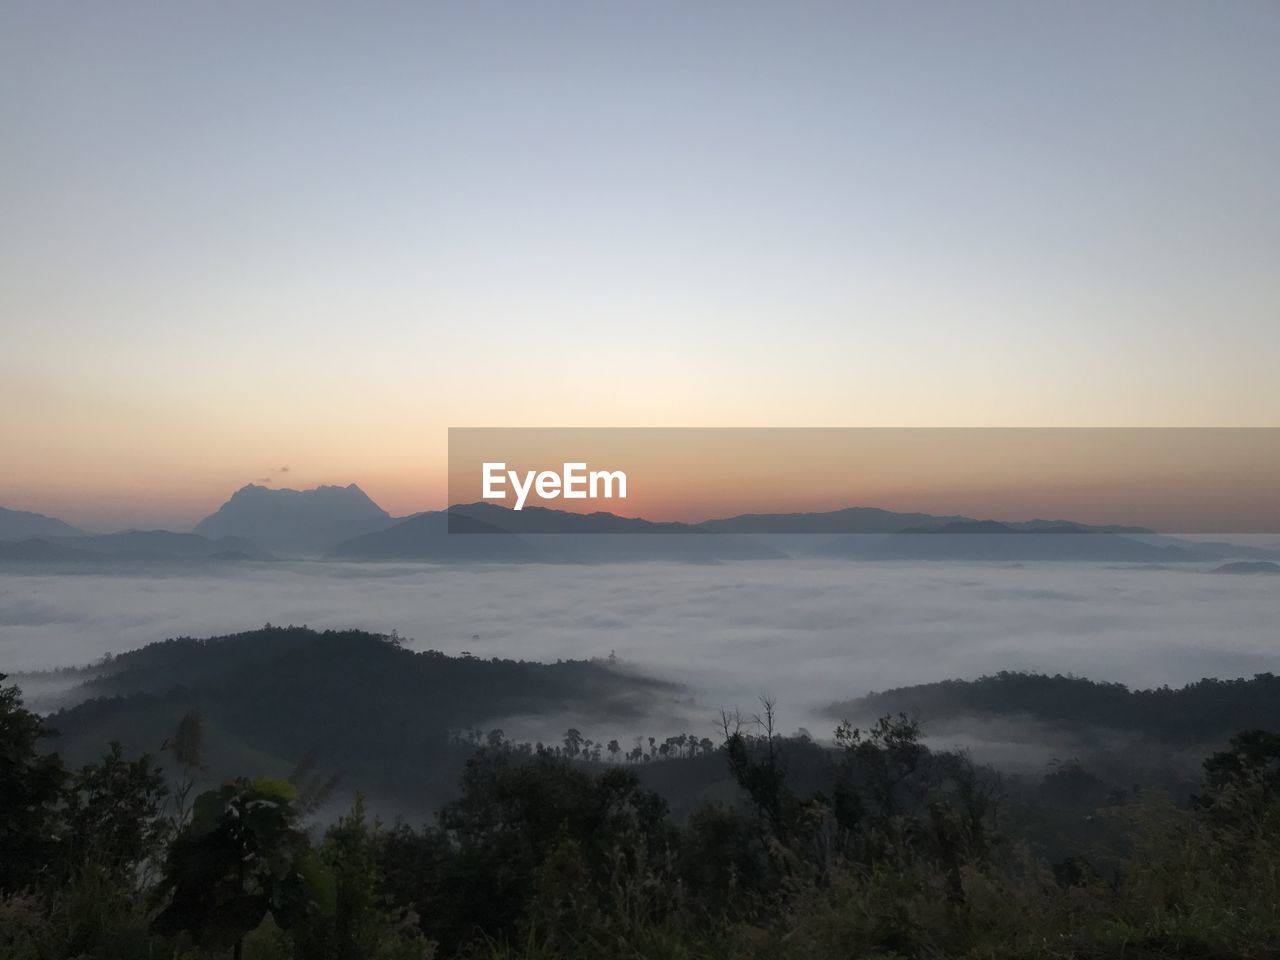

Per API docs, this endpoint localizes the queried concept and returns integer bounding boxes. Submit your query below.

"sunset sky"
[448,428,1280,533]
[3,2,1279,530]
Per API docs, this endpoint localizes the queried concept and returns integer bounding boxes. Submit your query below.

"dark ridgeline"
[0,530,271,563]
[1213,560,1280,575]
[44,626,681,817]
[828,670,1280,747]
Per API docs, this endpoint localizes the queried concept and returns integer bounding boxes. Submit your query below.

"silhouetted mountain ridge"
[1212,560,1280,575]
[192,482,395,556]
[44,626,681,814]
[0,530,270,563]
[328,502,784,563]
[0,505,83,539]
[827,670,1280,748]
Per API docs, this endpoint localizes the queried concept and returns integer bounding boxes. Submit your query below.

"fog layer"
[3,559,1277,739]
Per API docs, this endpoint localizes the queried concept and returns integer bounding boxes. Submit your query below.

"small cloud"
[256,477,272,484]
[275,466,290,474]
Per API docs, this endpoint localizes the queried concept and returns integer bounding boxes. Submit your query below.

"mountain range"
[0,530,269,563]
[1,483,1277,566]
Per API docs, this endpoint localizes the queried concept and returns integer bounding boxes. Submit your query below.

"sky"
[446,427,1280,530]
[3,1,1279,530]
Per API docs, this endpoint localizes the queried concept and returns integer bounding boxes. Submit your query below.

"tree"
[62,742,168,880]
[426,749,673,950]
[152,777,316,959]
[832,712,926,827]
[562,728,583,760]
[1202,729,1280,798]
[0,675,66,893]
[294,795,431,960]
[161,709,206,829]
[722,699,795,840]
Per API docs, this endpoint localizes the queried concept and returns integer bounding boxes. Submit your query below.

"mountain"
[691,509,1155,537]
[0,505,82,539]
[453,502,693,535]
[1013,519,1154,535]
[328,510,542,562]
[1212,560,1280,575]
[693,506,967,535]
[12,492,1270,565]
[328,502,1275,565]
[62,530,271,560]
[42,626,679,815]
[193,483,395,556]
[811,522,1190,562]
[0,538,98,562]
[0,530,270,564]
[826,671,1280,749]
[329,503,785,563]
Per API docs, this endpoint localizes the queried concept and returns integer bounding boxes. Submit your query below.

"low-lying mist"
[3,559,1277,755]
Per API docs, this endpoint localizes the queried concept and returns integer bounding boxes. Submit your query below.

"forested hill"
[829,670,1280,745]
[43,626,680,814]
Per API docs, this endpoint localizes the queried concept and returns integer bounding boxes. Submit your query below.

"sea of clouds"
[2,559,1278,742]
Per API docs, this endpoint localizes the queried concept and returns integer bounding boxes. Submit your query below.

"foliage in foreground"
[3,673,1280,960]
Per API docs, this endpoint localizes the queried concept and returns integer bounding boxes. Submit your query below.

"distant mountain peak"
[193,482,394,556]
[230,480,373,496]
[0,505,84,539]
